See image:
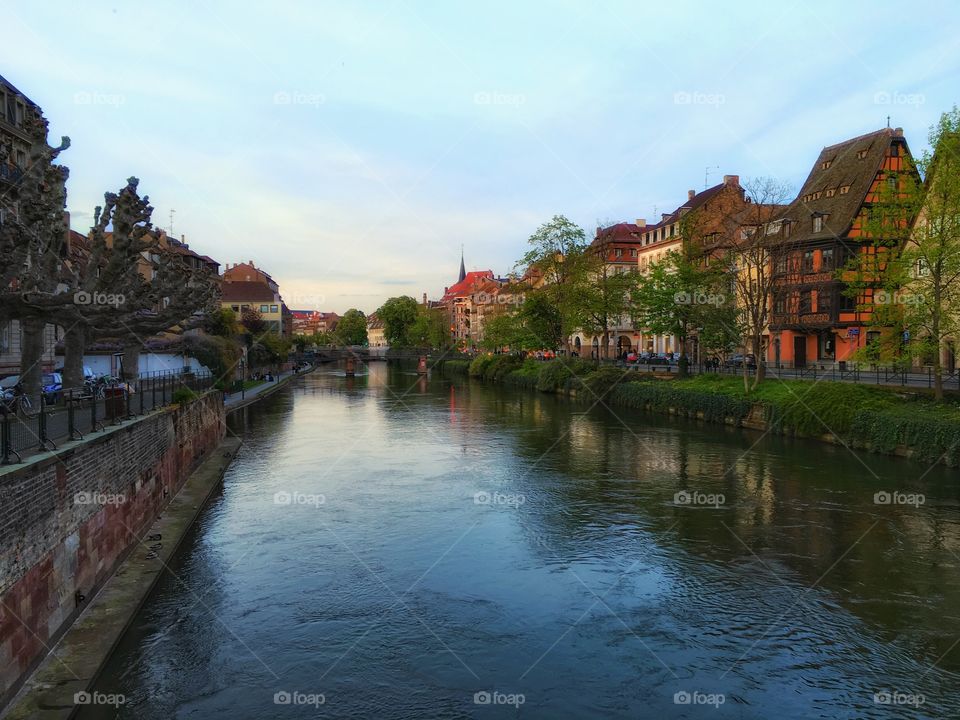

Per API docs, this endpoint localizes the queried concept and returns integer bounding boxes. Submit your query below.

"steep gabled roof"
[782,127,907,243]
[592,222,642,246]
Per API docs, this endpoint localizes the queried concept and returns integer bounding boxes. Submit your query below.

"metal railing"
[1,372,215,465]
[598,358,960,390]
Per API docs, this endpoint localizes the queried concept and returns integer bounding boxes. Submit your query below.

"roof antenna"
[886,115,891,129]
[705,165,719,190]
[168,208,175,236]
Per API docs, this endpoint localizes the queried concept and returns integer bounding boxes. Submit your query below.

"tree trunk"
[63,325,88,389]
[750,334,765,390]
[121,344,141,381]
[19,316,46,411]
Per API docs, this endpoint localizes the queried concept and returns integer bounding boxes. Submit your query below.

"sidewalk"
[223,365,313,412]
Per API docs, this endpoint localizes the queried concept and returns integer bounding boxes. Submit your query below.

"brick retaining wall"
[0,392,225,707]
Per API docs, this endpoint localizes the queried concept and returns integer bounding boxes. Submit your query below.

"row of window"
[229,303,279,314]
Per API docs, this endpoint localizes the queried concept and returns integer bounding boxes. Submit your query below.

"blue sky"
[5,1,959,313]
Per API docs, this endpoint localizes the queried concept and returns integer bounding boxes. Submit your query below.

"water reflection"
[83,362,960,719]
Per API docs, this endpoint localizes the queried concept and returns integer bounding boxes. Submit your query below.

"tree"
[0,110,71,406]
[409,305,450,349]
[633,246,729,377]
[517,292,563,350]
[577,249,638,359]
[518,215,589,352]
[65,178,220,383]
[852,109,960,400]
[377,296,420,346]
[241,307,267,336]
[335,309,367,346]
[206,307,241,337]
[721,177,795,390]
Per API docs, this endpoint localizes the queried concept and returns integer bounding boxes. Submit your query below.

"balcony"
[770,312,833,329]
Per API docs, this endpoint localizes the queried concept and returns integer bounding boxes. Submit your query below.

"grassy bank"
[441,356,960,466]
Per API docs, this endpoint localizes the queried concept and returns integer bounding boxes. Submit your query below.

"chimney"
[248,260,254,266]
[688,189,696,201]
[723,174,739,187]
[635,219,646,228]
[893,127,903,137]
[661,213,670,222]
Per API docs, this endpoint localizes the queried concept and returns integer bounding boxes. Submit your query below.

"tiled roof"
[782,127,905,243]
[442,270,495,300]
[221,280,276,303]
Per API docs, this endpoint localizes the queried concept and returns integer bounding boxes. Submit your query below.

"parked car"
[724,354,757,369]
[42,372,63,404]
[647,354,671,366]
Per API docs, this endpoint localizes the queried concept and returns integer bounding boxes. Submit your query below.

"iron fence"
[598,358,960,390]
[1,372,215,465]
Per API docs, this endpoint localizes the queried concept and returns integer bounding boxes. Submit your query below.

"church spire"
[458,245,466,283]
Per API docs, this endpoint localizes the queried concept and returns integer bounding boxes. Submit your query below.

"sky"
[4,0,960,314]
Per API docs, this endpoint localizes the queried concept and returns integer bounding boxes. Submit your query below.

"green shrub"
[469,354,495,377]
[609,381,753,424]
[484,354,523,381]
[442,359,471,375]
[172,387,199,405]
[850,411,960,466]
[575,366,636,400]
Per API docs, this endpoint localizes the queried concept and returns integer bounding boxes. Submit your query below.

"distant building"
[440,258,500,348]
[366,312,386,347]
[222,261,291,337]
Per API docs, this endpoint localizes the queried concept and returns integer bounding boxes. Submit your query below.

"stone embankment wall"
[0,393,225,707]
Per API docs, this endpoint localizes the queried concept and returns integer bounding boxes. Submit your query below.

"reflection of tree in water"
[420,374,960,679]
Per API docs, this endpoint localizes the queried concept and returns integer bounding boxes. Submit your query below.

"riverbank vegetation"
[439,357,960,466]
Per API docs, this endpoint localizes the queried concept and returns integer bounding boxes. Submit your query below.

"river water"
[79,363,960,719]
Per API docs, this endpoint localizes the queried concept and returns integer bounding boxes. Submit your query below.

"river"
[78,363,960,719]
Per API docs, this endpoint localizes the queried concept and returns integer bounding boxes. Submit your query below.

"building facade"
[769,128,914,368]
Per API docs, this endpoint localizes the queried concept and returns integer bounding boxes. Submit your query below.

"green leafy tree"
[633,247,730,377]
[377,296,420,346]
[409,305,450,349]
[335,309,368,346]
[206,307,241,337]
[850,108,960,399]
[577,252,639,359]
[519,215,590,352]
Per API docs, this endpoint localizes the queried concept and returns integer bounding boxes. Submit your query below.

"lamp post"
[240,357,246,400]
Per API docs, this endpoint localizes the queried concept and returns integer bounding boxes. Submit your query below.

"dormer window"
[839,185,850,195]
[857,149,868,160]
[825,188,836,198]
[821,159,833,170]
[813,214,825,233]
